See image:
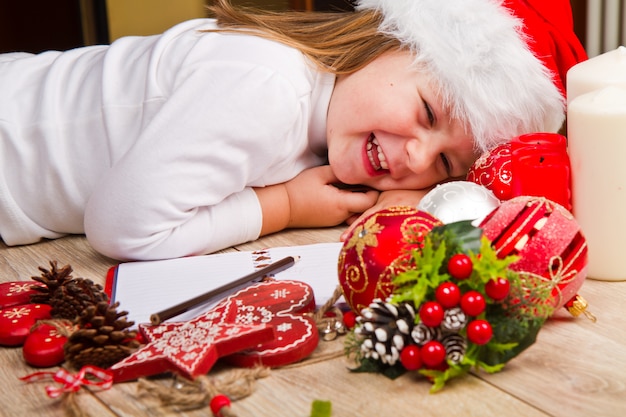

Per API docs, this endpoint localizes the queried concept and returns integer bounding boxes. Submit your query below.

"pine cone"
[442,333,467,364]
[441,307,468,333]
[31,260,109,320]
[64,300,140,369]
[355,299,415,365]
[410,322,442,346]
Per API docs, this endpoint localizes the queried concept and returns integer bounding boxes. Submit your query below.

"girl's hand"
[284,165,380,228]
[255,166,380,236]
[339,189,431,241]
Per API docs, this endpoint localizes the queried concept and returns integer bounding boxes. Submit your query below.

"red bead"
[460,291,486,316]
[419,301,444,327]
[342,310,357,329]
[210,394,232,416]
[466,320,493,345]
[485,277,510,301]
[447,254,473,280]
[435,282,461,308]
[420,341,446,368]
[399,345,422,371]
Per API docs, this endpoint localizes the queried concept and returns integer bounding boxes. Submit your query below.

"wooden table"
[1,227,625,417]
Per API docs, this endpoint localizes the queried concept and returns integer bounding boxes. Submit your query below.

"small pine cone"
[30,261,109,320]
[64,301,140,370]
[355,299,415,365]
[49,278,108,320]
[441,307,468,333]
[442,333,467,364]
[410,322,442,346]
[30,261,74,304]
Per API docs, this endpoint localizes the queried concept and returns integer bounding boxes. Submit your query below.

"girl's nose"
[405,138,438,175]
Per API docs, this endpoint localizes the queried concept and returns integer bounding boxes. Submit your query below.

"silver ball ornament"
[417,181,500,224]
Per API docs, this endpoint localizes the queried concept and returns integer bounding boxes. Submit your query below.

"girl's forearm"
[254,184,291,236]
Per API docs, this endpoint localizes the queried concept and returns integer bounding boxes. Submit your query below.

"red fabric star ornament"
[110,297,275,382]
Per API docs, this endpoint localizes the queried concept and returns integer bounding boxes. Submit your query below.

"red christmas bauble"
[338,206,442,312]
[479,196,587,312]
[22,323,69,367]
[467,143,512,200]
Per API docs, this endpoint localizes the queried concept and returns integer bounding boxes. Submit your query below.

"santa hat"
[356,0,587,152]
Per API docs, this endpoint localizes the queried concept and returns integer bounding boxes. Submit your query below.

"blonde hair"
[205,0,401,74]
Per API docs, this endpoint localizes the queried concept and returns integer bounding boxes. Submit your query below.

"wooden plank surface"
[1,229,625,416]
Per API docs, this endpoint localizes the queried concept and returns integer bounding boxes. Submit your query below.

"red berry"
[419,301,444,327]
[400,345,422,370]
[485,277,510,301]
[421,341,446,368]
[460,290,486,316]
[210,394,232,417]
[435,282,461,308]
[342,310,357,329]
[447,254,473,280]
[466,320,493,345]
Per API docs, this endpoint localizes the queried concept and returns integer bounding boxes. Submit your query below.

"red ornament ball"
[400,345,422,371]
[447,254,473,280]
[435,282,461,308]
[460,291,486,316]
[485,277,511,301]
[338,206,442,312]
[479,196,588,312]
[421,340,446,368]
[466,320,493,345]
[419,301,444,327]
[466,143,513,200]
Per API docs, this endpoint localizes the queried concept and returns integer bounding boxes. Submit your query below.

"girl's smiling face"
[326,49,479,191]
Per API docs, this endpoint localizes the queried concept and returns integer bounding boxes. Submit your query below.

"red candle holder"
[510,133,572,211]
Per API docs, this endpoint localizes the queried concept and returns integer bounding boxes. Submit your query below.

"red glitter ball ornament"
[466,143,512,200]
[479,196,588,312]
[338,206,442,312]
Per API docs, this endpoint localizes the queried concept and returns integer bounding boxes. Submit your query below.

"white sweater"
[0,19,334,260]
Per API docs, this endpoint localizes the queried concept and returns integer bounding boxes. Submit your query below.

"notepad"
[105,242,344,327]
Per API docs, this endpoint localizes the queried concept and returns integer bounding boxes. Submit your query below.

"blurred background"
[0,0,353,53]
[0,1,622,57]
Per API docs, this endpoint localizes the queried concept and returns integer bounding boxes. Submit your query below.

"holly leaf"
[430,220,483,255]
[419,363,471,393]
[392,237,448,307]
[310,400,332,417]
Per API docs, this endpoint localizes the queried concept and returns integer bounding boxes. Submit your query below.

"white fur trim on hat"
[356,0,565,152]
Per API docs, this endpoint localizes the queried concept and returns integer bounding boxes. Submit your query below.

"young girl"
[0,0,586,260]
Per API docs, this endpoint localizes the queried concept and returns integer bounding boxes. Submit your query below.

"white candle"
[567,46,626,104]
[568,85,626,281]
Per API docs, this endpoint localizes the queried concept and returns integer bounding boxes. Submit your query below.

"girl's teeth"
[367,135,388,171]
[378,151,388,169]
